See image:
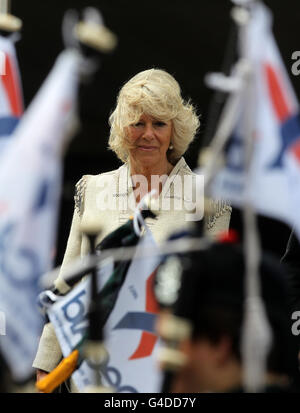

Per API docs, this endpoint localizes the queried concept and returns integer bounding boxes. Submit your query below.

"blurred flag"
[0,48,81,381]
[0,35,23,151]
[102,226,162,392]
[47,226,162,392]
[212,2,300,238]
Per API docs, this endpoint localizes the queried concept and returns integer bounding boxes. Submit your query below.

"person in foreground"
[164,241,298,393]
[33,68,231,390]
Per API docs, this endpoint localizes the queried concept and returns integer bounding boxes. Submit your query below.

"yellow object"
[0,13,22,31]
[36,350,79,393]
[74,21,117,53]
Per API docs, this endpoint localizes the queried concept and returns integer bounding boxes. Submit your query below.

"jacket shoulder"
[74,167,122,215]
[74,175,90,216]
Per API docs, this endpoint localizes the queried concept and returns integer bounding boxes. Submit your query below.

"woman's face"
[126,113,172,169]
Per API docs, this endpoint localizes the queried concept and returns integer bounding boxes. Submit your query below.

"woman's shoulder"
[74,164,126,215]
[175,158,232,233]
[75,164,126,186]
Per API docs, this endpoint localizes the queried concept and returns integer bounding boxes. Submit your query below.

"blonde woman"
[33,68,231,390]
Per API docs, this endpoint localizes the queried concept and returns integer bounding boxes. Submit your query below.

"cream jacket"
[33,158,231,375]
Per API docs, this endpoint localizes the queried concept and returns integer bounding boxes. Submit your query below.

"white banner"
[212,3,300,238]
[0,49,80,381]
[48,227,162,392]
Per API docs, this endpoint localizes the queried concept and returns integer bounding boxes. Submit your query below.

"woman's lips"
[137,146,158,151]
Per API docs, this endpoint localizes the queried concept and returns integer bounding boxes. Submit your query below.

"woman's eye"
[134,122,143,127]
[155,121,166,127]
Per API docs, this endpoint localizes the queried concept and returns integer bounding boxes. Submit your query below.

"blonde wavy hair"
[108,68,200,164]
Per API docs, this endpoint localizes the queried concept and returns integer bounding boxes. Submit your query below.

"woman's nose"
[142,123,155,139]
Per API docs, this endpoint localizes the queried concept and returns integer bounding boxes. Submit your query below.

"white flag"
[101,227,162,393]
[212,3,300,238]
[48,227,162,392]
[0,48,80,381]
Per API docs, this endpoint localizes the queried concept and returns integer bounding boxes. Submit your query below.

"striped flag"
[212,2,300,239]
[0,35,23,150]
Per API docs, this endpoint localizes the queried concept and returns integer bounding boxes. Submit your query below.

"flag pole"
[80,222,114,393]
[73,9,117,393]
[0,0,22,32]
[156,13,244,389]
[40,234,212,291]
[198,0,273,392]
[0,0,9,14]
[197,1,257,191]
[203,0,272,393]
[236,1,273,393]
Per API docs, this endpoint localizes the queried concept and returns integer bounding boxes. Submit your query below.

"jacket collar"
[118,157,189,201]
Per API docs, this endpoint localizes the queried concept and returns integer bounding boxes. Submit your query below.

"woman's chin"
[133,152,159,164]
[129,150,169,171]
[137,156,162,167]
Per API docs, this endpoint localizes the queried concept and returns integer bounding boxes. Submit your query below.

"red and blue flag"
[212,2,300,239]
[0,35,23,145]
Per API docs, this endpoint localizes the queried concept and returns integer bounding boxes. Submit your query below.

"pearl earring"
[169,143,174,150]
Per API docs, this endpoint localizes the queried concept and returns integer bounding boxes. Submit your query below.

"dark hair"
[192,306,294,376]
[174,243,297,376]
